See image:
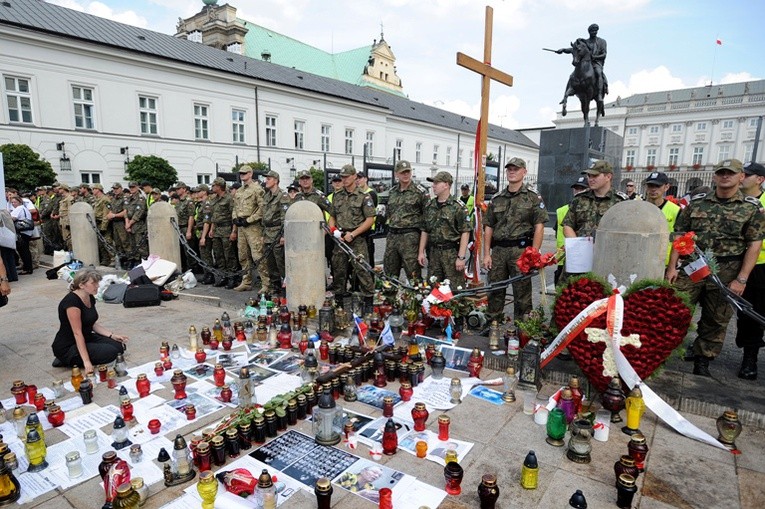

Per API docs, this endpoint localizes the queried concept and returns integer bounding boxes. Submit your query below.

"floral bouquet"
[515,247,561,308]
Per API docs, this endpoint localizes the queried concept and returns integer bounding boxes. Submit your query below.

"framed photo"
[438,345,474,373]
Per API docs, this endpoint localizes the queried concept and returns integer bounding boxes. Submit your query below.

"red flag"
[716,39,722,45]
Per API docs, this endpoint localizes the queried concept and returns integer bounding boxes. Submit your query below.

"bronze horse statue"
[560,38,605,126]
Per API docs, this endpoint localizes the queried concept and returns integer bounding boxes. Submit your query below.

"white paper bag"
[565,237,594,273]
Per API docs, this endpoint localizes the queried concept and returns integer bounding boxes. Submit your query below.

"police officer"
[92,184,113,266]
[384,160,428,280]
[554,176,589,285]
[643,171,680,266]
[260,170,291,296]
[329,164,376,309]
[106,183,129,268]
[124,181,148,267]
[735,161,765,379]
[483,157,548,322]
[207,177,237,288]
[173,182,196,273]
[418,171,470,288]
[232,165,265,292]
[666,159,765,377]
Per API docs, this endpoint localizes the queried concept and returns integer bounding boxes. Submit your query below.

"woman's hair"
[69,268,102,291]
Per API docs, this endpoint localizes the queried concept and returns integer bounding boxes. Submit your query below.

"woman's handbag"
[14,218,35,232]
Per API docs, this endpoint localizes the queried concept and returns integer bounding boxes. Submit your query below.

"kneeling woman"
[52,268,128,374]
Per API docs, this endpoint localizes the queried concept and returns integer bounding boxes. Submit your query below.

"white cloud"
[720,72,760,84]
[608,66,687,99]
[47,0,148,28]
[426,94,522,129]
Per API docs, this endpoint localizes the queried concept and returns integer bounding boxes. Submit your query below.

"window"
[264,115,277,146]
[646,148,657,167]
[627,127,638,135]
[139,96,158,135]
[692,146,704,165]
[294,120,305,149]
[743,143,754,162]
[721,120,734,130]
[415,142,422,164]
[197,174,211,185]
[749,118,759,129]
[625,149,636,167]
[345,128,354,155]
[394,139,403,160]
[80,172,101,184]
[696,122,707,131]
[433,144,439,164]
[232,109,245,143]
[72,86,95,129]
[718,145,731,162]
[188,31,202,43]
[446,147,452,166]
[469,150,474,169]
[671,124,682,133]
[668,147,679,166]
[365,131,374,156]
[194,104,209,140]
[649,125,659,134]
[321,124,331,152]
[4,76,33,123]
[458,149,464,168]
[227,43,242,54]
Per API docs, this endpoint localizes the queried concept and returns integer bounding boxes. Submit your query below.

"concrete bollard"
[147,201,182,268]
[284,201,325,311]
[69,202,99,267]
[593,200,668,285]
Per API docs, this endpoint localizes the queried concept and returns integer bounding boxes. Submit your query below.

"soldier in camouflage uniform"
[418,171,471,289]
[77,184,95,206]
[91,184,113,266]
[124,181,149,267]
[295,169,331,214]
[666,159,765,377]
[195,185,216,283]
[232,166,265,292]
[384,160,428,281]
[55,184,75,251]
[106,183,129,268]
[38,186,59,254]
[173,182,197,273]
[483,157,548,322]
[207,178,238,288]
[329,164,376,308]
[260,170,291,296]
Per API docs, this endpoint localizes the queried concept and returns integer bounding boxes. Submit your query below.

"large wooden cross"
[457,5,514,280]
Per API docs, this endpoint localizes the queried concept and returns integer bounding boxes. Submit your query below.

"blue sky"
[48,0,765,129]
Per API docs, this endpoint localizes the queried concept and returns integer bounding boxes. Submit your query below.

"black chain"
[85,213,148,262]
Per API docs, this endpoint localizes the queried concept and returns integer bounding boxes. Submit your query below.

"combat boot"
[214,277,228,288]
[737,347,759,380]
[692,356,711,377]
[233,281,252,292]
[226,277,239,290]
[201,273,215,285]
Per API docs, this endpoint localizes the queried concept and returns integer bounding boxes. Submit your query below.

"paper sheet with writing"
[58,404,120,438]
[42,428,112,489]
[565,236,594,273]
[16,471,58,505]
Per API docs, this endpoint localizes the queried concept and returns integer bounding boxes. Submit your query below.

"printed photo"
[268,354,303,375]
[439,345,473,373]
[333,458,406,504]
[247,347,287,365]
[183,363,215,379]
[356,385,401,410]
[469,385,505,406]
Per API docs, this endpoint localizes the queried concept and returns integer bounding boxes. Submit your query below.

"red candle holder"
[26,384,38,402]
[209,338,219,350]
[98,365,108,382]
[171,370,188,400]
[136,374,151,398]
[220,385,233,403]
[382,397,394,418]
[47,405,65,427]
[162,358,173,371]
[438,414,451,441]
[11,380,27,405]
[399,382,413,402]
[411,402,429,432]
[213,364,226,387]
[195,349,207,364]
[34,393,47,412]
[444,461,464,495]
[382,419,398,455]
[154,363,164,377]
[148,419,161,434]
[185,404,196,420]
[120,400,134,422]
[222,338,233,351]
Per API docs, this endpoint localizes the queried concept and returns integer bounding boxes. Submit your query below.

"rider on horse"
[556,23,609,102]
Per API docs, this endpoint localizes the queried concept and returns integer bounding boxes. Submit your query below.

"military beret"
[427,171,454,184]
[505,157,526,169]
[395,160,413,173]
[339,164,356,177]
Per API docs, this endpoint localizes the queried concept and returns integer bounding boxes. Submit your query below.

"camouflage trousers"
[383,230,421,281]
[673,260,739,359]
[211,235,238,274]
[332,236,374,297]
[237,224,263,287]
[129,223,148,261]
[427,246,465,289]
[261,242,285,294]
[98,228,113,266]
[60,223,71,251]
[487,245,532,322]
[41,219,60,253]
[199,231,214,269]
[111,222,130,257]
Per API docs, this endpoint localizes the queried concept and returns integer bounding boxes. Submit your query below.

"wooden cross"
[456,5,514,280]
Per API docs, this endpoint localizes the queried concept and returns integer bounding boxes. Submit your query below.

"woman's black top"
[52,292,98,358]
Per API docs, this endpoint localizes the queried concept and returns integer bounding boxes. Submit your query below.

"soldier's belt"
[491,237,531,248]
[264,222,281,228]
[429,241,458,249]
[213,222,232,227]
[715,254,744,263]
[111,218,125,223]
[389,227,420,234]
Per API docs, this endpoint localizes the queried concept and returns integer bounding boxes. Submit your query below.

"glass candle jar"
[131,477,149,507]
[627,434,649,472]
[129,444,143,464]
[197,470,218,509]
[382,419,398,455]
[84,429,99,454]
[416,440,428,458]
[546,408,567,447]
[616,474,637,509]
[438,414,451,441]
[66,451,83,478]
[444,461,464,495]
[478,473,500,509]
[148,419,162,435]
[135,374,151,398]
[449,378,463,404]
[399,382,413,402]
[52,379,67,399]
[520,450,538,489]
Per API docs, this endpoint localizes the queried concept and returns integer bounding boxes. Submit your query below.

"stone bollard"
[69,202,99,267]
[147,201,181,268]
[284,201,325,311]
[593,201,668,284]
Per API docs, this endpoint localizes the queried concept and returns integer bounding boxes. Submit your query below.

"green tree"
[234,161,269,174]
[0,144,56,191]
[125,155,178,190]
[310,167,325,191]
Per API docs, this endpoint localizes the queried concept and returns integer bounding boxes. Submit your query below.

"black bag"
[0,294,7,308]
[123,284,161,308]
[14,218,34,232]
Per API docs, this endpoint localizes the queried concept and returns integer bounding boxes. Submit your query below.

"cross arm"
[456,52,514,87]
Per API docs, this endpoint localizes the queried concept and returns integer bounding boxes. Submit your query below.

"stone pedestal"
[69,202,99,267]
[147,202,181,268]
[593,201,668,284]
[284,201,325,311]
[538,126,623,224]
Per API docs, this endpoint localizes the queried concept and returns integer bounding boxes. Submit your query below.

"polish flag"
[683,258,711,283]
[716,38,722,45]
[353,314,368,347]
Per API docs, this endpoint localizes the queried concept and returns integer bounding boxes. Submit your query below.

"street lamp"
[287,158,296,180]
[56,142,71,171]
[120,147,130,172]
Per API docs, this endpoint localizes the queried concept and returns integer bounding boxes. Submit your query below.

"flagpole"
[709,35,721,86]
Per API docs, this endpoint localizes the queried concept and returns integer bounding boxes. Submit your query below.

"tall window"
[415,142,422,164]
[72,86,95,129]
[458,149,464,168]
[365,131,374,156]
[749,118,760,129]
[232,109,245,143]
[194,104,209,140]
[4,76,33,123]
[433,145,439,164]
[668,147,679,166]
[744,143,754,163]
[469,150,474,169]
[649,125,659,134]
[446,147,452,166]
[265,115,277,146]
[692,147,704,165]
[394,139,403,160]
[321,124,331,152]
[625,149,636,167]
[294,120,305,149]
[345,128,354,155]
[139,96,158,135]
[646,148,657,167]
[718,145,731,162]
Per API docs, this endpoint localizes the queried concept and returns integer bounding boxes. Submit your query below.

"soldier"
[383,160,428,280]
[196,185,215,283]
[295,169,331,214]
[124,181,148,267]
[232,165,265,292]
[92,184,113,266]
[666,159,765,377]
[325,175,343,277]
[40,185,60,253]
[735,161,765,380]
[483,157,548,322]
[643,172,680,266]
[77,184,95,206]
[329,164,376,310]
[418,171,470,289]
[260,170,291,296]
[356,172,379,265]
[554,176,589,285]
[173,182,197,273]
[207,177,237,289]
[106,183,129,268]
[55,184,75,251]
